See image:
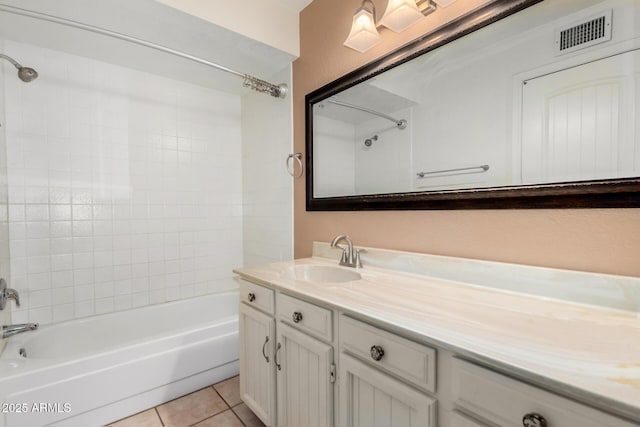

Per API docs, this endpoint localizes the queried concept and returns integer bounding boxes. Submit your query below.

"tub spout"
[1,323,38,339]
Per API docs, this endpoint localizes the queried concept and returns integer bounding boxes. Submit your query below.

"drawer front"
[276,293,333,342]
[451,411,489,427]
[340,315,436,393]
[239,279,275,315]
[452,358,634,427]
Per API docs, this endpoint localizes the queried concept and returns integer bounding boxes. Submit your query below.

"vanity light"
[380,0,424,32]
[345,0,445,52]
[344,0,381,53]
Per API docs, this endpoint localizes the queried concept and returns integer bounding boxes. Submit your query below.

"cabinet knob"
[370,345,384,361]
[247,292,256,302]
[523,413,547,427]
[292,311,303,323]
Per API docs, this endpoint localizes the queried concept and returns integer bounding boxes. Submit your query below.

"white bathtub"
[0,291,239,427]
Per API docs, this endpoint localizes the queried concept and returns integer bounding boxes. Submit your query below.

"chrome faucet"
[330,235,364,268]
[0,278,21,310]
[2,323,38,339]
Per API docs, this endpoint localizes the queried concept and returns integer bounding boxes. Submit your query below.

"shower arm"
[0,53,21,68]
[326,99,407,129]
[0,3,287,99]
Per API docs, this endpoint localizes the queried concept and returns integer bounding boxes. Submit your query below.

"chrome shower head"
[0,53,38,82]
[17,66,38,82]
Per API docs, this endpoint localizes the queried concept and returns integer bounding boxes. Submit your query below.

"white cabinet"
[276,322,334,427]
[339,353,437,427]
[239,281,335,427]
[239,302,276,426]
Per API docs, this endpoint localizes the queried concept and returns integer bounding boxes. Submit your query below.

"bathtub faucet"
[1,323,38,339]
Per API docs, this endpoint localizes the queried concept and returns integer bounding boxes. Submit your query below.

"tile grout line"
[154,407,165,426]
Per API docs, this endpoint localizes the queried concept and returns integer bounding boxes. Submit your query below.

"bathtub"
[0,291,239,427]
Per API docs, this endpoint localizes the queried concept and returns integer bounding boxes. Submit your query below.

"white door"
[339,353,437,427]
[276,322,334,427]
[239,303,276,426]
[521,49,640,184]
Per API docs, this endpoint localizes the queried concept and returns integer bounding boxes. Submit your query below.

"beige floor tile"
[193,409,244,427]
[157,387,228,426]
[213,376,242,407]
[232,403,266,427]
[109,408,163,427]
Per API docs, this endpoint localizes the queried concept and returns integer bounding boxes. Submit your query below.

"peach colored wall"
[292,0,640,277]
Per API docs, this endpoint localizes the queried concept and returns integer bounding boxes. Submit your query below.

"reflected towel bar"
[416,165,490,178]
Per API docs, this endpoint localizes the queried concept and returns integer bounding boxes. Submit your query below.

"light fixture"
[345,0,447,53]
[344,0,381,53]
[380,0,424,33]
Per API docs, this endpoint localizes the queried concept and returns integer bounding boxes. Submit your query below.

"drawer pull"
[275,343,282,371]
[292,311,303,323]
[247,292,256,302]
[523,413,547,427]
[262,336,270,363]
[370,345,385,361]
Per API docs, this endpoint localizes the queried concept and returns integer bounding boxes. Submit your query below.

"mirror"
[306,0,640,210]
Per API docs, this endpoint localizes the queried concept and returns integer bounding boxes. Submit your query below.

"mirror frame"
[305,0,640,210]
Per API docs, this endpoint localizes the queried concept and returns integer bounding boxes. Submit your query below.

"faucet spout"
[1,323,38,339]
[330,235,363,268]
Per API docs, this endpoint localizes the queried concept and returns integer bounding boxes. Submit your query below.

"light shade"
[344,6,381,52]
[379,0,424,33]
[433,0,456,6]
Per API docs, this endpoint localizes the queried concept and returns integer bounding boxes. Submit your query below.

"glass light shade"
[344,7,381,53]
[433,0,456,6]
[379,0,424,33]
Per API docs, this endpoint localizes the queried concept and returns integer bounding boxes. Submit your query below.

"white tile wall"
[241,66,293,266]
[3,40,243,324]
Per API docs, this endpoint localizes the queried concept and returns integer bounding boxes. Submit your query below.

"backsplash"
[313,242,640,313]
[3,40,243,324]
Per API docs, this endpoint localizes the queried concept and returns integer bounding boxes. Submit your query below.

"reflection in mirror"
[310,0,640,203]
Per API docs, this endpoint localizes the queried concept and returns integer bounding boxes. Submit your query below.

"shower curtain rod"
[327,99,407,129]
[0,4,288,98]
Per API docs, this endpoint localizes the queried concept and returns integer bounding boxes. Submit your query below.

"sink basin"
[288,265,362,284]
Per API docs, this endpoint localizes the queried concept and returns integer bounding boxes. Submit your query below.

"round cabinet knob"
[523,413,547,427]
[370,345,384,361]
[247,292,256,302]
[292,311,303,323]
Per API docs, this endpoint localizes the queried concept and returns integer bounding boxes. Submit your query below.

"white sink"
[288,265,362,284]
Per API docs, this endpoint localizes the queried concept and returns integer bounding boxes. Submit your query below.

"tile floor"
[109,376,266,427]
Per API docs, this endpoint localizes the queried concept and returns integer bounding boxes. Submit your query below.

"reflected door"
[521,49,640,184]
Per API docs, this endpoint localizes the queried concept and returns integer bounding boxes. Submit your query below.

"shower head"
[0,53,38,82]
[17,66,38,82]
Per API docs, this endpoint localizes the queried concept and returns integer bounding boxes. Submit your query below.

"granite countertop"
[234,245,640,422]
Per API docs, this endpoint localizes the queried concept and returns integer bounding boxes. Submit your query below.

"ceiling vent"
[555,9,612,55]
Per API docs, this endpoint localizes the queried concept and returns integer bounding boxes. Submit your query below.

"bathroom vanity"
[234,243,640,427]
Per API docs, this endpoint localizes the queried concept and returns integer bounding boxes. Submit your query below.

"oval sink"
[289,265,362,284]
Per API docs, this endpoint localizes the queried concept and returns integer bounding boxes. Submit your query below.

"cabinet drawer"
[452,358,634,427]
[451,411,488,427]
[276,293,333,342]
[340,315,436,393]
[239,279,274,315]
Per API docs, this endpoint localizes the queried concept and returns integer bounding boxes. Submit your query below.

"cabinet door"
[340,353,437,427]
[276,322,334,427]
[239,303,276,426]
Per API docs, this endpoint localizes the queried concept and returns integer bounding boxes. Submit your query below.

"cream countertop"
[233,247,640,422]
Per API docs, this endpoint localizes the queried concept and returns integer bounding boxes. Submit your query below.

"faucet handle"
[0,278,20,310]
[354,248,366,268]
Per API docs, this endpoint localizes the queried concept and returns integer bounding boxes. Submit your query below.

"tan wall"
[292,0,640,277]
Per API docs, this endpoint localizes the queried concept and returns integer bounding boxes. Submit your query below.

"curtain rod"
[0,4,288,98]
[326,99,407,129]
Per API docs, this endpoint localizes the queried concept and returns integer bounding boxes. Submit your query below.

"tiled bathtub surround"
[3,40,243,324]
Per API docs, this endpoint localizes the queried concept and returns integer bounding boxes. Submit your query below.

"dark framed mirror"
[305,0,640,210]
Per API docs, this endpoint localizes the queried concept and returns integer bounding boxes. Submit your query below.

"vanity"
[234,242,640,427]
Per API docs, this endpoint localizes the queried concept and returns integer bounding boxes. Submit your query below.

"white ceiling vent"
[555,9,612,55]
